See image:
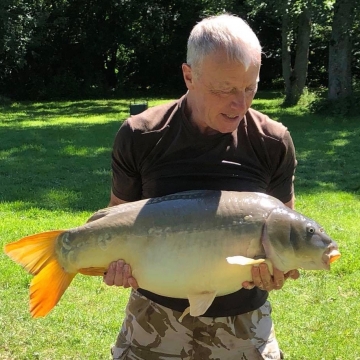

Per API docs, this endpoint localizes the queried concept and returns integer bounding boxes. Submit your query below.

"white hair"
[186,14,262,75]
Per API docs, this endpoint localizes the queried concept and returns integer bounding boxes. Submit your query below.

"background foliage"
[0,0,359,101]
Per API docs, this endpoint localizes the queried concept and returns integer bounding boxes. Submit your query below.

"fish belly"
[131,229,262,297]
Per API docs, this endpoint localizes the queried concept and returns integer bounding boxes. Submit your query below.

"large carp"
[4,190,340,319]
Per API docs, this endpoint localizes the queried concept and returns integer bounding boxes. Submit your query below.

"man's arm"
[283,196,295,211]
[108,190,129,207]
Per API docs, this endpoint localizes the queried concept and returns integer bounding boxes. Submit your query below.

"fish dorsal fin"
[86,201,141,223]
[187,291,217,318]
[226,256,266,266]
[86,208,111,223]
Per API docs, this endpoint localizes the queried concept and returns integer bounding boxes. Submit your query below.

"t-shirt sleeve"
[266,130,297,203]
[111,120,143,202]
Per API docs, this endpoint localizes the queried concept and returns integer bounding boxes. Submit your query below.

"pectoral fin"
[226,256,266,266]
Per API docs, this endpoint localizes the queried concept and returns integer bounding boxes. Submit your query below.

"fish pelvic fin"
[4,230,75,318]
[178,307,190,322]
[187,291,217,317]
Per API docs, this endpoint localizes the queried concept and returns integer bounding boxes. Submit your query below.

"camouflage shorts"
[111,290,281,360]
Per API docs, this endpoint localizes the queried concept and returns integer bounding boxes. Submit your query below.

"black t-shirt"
[111,95,297,317]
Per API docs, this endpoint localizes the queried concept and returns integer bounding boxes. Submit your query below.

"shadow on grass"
[1,99,359,215]
[268,113,360,196]
[0,104,128,212]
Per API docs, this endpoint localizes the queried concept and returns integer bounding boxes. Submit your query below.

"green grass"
[1,92,359,359]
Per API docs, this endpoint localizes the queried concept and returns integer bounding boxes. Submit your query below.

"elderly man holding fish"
[104,14,300,360]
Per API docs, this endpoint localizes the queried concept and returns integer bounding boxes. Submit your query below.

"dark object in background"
[130,101,148,115]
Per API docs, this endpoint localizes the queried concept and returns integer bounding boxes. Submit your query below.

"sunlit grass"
[1,93,360,359]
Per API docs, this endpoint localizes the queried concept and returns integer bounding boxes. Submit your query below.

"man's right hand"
[103,259,139,289]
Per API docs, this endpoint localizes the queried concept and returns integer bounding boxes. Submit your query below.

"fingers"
[103,260,139,289]
[122,263,139,289]
[103,260,124,286]
[242,280,255,290]
[272,267,285,290]
[255,263,273,291]
[242,264,271,290]
[285,269,300,280]
[242,264,298,292]
[127,275,139,290]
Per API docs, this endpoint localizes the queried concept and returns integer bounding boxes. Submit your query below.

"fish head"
[263,208,341,272]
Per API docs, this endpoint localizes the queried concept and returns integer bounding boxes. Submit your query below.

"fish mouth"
[323,248,341,268]
[329,249,341,263]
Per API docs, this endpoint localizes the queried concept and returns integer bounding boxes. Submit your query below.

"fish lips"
[322,246,341,269]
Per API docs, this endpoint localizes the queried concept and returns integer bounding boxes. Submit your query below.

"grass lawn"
[1,93,359,359]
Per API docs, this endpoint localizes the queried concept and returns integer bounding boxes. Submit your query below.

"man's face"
[183,50,260,135]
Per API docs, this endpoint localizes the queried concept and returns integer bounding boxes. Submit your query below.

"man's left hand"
[242,264,300,291]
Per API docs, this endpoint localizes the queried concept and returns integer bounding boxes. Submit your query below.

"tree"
[328,0,356,100]
[1,0,358,100]
[0,0,42,97]
[244,0,313,105]
[281,0,312,106]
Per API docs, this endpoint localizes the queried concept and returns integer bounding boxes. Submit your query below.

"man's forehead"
[206,76,259,88]
[208,80,234,89]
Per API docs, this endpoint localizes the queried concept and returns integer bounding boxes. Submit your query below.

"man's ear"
[182,63,195,90]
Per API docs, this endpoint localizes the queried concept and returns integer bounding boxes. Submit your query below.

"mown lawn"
[1,93,359,359]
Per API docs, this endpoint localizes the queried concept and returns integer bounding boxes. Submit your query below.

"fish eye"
[307,226,315,234]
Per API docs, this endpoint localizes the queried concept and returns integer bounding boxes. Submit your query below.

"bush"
[310,93,360,117]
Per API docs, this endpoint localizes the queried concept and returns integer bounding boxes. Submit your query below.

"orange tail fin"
[4,230,76,318]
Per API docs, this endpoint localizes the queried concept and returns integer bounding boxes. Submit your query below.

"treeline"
[0,0,359,104]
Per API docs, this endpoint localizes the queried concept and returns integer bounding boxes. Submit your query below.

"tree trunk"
[292,8,311,101]
[104,47,118,90]
[282,3,312,106]
[281,2,292,97]
[328,0,355,100]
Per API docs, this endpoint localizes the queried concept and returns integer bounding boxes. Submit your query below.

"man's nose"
[230,92,246,111]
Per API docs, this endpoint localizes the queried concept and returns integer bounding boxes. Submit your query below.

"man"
[104,14,299,360]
